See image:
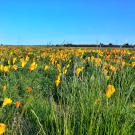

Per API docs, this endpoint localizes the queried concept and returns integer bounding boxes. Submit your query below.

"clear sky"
[0,0,135,45]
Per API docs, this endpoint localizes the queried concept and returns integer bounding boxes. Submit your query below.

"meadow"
[0,46,135,135]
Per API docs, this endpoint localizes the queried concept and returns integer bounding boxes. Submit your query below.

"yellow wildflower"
[13,57,17,64]
[21,59,27,68]
[57,64,61,72]
[121,61,126,67]
[55,79,60,87]
[99,51,103,57]
[76,67,83,76]
[55,74,61,87]
[26,56,30,61]
[44,65,49,70]
[8,60,10,65]
[105,84,116,98]
[109,65,117,73]
[3,66,10,72]
[87,57,91,61]
[0,65,4,71]
[63,67,68,74]
[66,64,70,68]
[94,58,101,66]
[131,62,135,67]
[29,62,37,72]
[10,51,13,55]
[0,123,6,134]
[90,56,95,61]
[12,65,18,70]
[2,98,12,107]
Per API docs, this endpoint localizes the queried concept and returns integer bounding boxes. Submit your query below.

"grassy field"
[0,46,135,135]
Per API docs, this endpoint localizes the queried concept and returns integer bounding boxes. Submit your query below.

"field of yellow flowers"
[0,46,135,135]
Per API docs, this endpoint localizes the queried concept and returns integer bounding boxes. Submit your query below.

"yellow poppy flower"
[55,74,61,87]
[2,98,12,107]
[13,57,17,64]
[3,66,10,72]
[8,60,10,65]
[12,65,18,70]
[21,59,27,68]
[109,65,117,73]
[76,67,83,76]
[44,65,49,70]
[26,56,30,61]
[29,62,37,72]
[94,58,101,66]
[131,62,135,67]
[57,64,61,72]
[0,65,4,71]
[55,79,60,87]
[105,84,116,98]
[0,123,6,134]
[63,67,67,74]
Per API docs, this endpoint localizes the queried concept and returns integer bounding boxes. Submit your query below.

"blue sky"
[0,0,135,45]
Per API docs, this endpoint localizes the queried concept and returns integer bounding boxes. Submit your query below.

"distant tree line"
[0,43,135,48]
[60,43,135,48]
